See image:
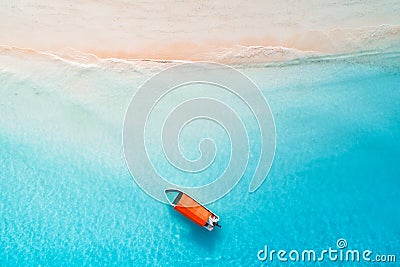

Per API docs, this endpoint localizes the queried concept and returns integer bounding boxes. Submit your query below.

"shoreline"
[1,22,400,67]
[1,44,400,70]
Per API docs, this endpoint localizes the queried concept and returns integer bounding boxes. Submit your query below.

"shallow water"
[0,51,399,266]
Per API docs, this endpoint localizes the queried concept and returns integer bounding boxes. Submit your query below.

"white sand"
[1,0,400,61]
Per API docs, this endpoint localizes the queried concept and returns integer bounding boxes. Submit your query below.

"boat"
[165,189,221,231]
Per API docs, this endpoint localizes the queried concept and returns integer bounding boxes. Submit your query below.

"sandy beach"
[1,0,400,62]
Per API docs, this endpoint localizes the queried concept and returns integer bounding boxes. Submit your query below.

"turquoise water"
[1,51,400,266]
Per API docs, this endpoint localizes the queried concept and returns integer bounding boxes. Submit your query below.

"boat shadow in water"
[167,207,223,252]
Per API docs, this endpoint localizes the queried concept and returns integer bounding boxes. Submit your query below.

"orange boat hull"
[165,189,220,231]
